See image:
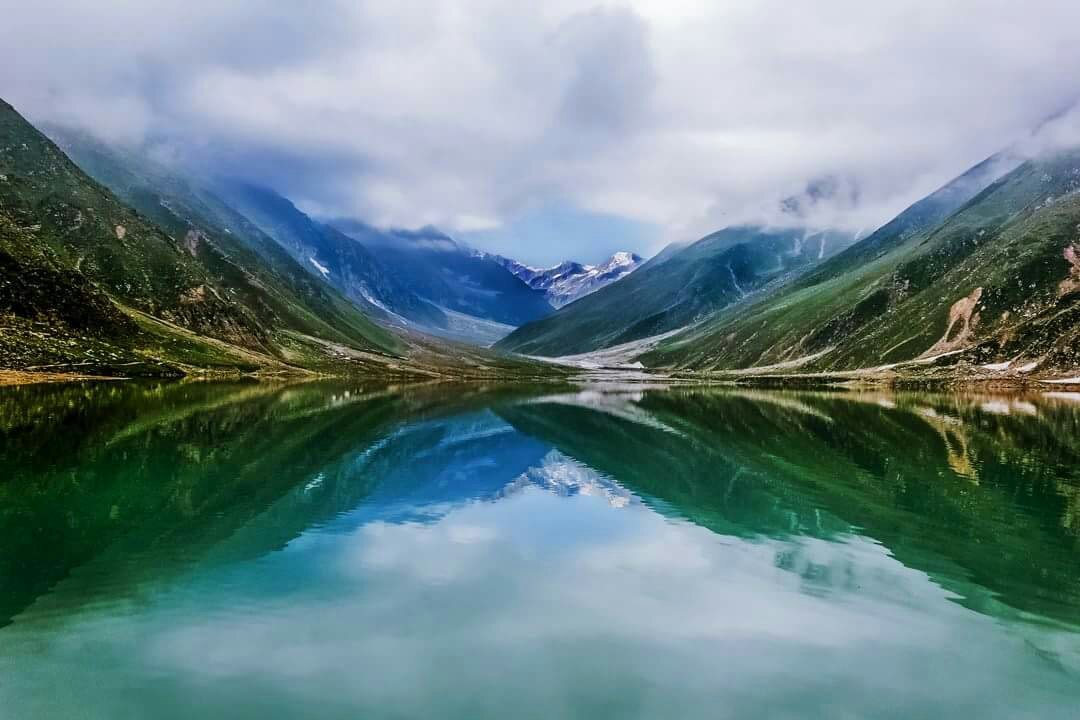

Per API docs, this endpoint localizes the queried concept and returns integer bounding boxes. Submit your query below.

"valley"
[1,95,1079,388]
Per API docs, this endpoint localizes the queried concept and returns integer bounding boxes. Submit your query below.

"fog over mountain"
[2,1,1080,264]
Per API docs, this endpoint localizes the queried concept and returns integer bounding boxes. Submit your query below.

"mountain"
[43,127,436,342]
[644,147,1080,375]
[330,220,554,330]
[210,182,447,330]
[195,185,552,344]
[491,251,644,308]
[0,98,405,375]
[496,226,857,357]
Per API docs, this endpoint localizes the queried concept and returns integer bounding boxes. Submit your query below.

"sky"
[2,1,1080,266]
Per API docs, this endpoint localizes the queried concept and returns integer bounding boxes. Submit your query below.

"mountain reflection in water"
[1,381,1078,718]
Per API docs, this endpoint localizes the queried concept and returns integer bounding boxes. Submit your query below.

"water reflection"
[1,381,1079,718]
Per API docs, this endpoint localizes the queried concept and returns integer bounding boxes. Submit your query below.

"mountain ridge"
[496,225,857,357]
[329,219,554,332]
[643,146,1080,376]
[0,99,571,381]
[488,251,644,308]
[0,98,412,375]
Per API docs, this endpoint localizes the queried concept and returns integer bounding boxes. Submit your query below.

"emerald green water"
[1,381,1079,718]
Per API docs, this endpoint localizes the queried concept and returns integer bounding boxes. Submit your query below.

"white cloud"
[2,0,1079,254]
[5,487,1067,718]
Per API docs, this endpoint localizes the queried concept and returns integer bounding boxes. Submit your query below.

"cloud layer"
[3,0,1080,260]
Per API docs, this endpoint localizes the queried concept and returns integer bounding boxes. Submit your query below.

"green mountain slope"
[0,98,400,374]
[496,225,855,356]
[647,149,1080,374]
[45,127,404,353]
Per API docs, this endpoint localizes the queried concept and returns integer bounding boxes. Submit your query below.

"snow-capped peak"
[492,251,644,308]
[606,251,638,268]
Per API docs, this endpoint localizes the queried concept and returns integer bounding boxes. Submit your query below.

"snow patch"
[309,257,330,277]
[536,327,687,369]
[494,251,644,307]
[727,264,746,297]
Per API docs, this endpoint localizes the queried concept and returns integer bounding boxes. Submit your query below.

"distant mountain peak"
[491,250,644,308]
[387,226,460,252]
[606,251,642,267]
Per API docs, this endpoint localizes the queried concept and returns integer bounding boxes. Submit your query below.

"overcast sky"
[3,1,1080,265]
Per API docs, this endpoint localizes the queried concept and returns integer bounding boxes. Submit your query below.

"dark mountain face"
[496,226,856,357]
[646,148,1080,374]
[0,98,401,373]
[212,182,447,330]
[331,220,554,327]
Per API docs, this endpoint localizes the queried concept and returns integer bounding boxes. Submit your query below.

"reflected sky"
[1,382,1079,718]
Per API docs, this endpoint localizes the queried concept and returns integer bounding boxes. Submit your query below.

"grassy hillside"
[647,150,1080,374]
[0,98,401,376]
[497,226,855,356]
[45,127,404,354]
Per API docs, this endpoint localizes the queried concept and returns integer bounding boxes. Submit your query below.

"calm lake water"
[1,381,1079,718]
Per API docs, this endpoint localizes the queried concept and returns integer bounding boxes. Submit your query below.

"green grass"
[645,150,1080,373]
[497,227,856,356]
[0,98,402,376]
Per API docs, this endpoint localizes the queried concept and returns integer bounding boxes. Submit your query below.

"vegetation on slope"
[646,150,1080,375]
[496,226,855,357]
[46,127,404,355]
[0,98,402,375]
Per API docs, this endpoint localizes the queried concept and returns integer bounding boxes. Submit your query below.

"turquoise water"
[1,381,1079,718]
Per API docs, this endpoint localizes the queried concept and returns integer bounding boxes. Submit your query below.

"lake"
[1,380,1079,718]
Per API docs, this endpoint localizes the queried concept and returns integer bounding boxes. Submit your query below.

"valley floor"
[4,312,1079,390]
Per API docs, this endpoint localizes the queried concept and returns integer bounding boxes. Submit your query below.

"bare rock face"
[182,230,203,258]
[923,287,983,358]
[1060,243,1080,298]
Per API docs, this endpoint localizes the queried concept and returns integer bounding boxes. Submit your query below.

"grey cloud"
[2,0,1080,258]
[554,7,656,135]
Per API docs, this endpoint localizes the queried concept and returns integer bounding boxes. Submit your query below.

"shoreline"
[3,363,1079,392]
[0,369,127,387]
